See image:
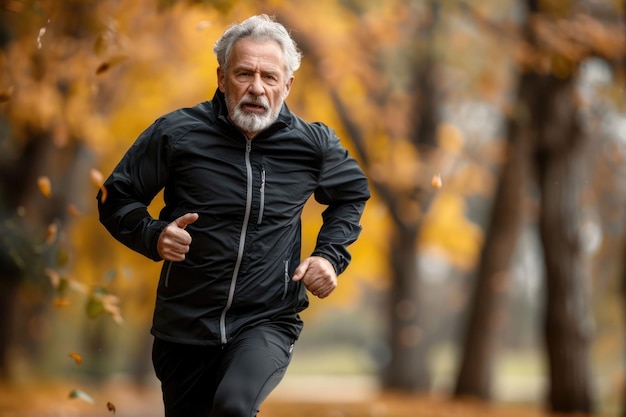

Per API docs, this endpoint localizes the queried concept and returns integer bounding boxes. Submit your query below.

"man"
[98,14,369,417]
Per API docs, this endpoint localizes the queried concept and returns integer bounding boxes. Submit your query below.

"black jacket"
[98,90,370,346]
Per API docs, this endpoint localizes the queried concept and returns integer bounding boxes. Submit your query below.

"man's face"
[218,38,294,138]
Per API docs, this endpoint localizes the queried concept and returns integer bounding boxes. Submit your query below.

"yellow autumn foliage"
[420,191,483,271]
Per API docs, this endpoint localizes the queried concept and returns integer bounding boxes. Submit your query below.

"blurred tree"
[453,1,533,401]
[453,62,529,400]
[454,0,625,413]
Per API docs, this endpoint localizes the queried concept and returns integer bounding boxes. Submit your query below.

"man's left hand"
[292,256,337,299]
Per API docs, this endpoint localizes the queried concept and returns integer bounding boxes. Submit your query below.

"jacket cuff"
[147,220,169,261]
[311,252,340,275]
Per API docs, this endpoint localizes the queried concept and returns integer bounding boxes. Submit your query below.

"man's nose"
[248,74,264,95]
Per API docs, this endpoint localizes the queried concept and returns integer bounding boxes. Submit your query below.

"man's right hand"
[157,213,199,261]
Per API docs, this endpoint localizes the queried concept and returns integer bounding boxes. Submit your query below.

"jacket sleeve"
[97,118,171,261]
[311,129,370,275]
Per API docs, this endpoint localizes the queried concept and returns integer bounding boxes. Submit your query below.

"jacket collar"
[211,89,292,133]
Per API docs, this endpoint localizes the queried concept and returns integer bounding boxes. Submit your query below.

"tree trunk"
[531,72,595,414]
[381,5,441,390]
[454,115,528,399]
[382,226,429,391]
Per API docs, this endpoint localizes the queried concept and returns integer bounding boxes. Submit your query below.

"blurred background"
[0,0,625,416]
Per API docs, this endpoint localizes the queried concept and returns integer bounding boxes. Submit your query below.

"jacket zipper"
[257,166,265,225]
[282,259,289,300]
[219,139,253,345]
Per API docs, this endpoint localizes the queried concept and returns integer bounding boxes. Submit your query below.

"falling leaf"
[91,169,108,203]
[36,26,46,49]
[95,55,128,75]
[49,269,71,307]
[86,296,105,318]
[47,267,88,300]
[107,401,116,414]
[67,203,83,217]
[102,294,124,324]
[37,176,52,198]
[90,168,104,187]
[68,352,83,365]
[45,223,58,245]
[431,174,443,189]
[46,268,60,288]
[68,279,88,294]
[93,33,107,56]
[53,298,70,308]
[86,288,124,324]
[68,389,94,404]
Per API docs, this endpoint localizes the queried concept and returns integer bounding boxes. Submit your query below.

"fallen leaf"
[68,389,94,404]
[107,401,116,414]
[68,352,82,365]
[37,176,52,198]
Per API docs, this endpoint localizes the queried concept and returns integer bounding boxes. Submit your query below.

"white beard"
[227,93,283,135]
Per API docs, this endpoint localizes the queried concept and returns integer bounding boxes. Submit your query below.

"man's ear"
[283,76,294,99]
[217,67,226,92]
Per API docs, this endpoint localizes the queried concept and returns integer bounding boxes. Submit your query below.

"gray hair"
[213,14,302,78]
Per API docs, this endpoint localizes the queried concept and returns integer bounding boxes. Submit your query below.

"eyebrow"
[233,64,281,76]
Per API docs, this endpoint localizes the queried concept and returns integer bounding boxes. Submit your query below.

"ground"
[0,376,590,417]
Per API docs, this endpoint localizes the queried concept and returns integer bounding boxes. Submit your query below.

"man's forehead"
[229,38,285,67]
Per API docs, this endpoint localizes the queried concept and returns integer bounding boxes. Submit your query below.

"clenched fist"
[157,213,199,262]
[292,256,337,299]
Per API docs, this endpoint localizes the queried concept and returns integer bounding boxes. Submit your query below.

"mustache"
[238,95,269,110]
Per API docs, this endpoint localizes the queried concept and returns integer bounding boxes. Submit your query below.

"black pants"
[152,323,295,417]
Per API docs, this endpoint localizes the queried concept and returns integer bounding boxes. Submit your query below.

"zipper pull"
[246,140,251,152]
